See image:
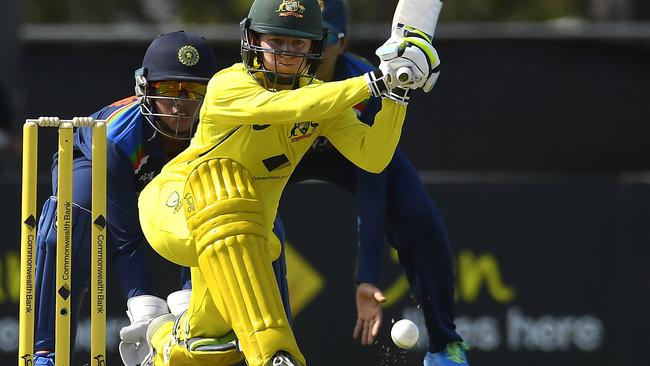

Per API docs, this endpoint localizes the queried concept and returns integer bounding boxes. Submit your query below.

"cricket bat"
[392,0,443,40]
[391,0,443,82]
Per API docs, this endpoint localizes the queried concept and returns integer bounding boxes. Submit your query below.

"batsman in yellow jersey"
[137,0,441,365]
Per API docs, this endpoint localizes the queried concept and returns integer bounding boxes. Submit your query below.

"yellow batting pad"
[185,158,304,366]
[147,319,174,366]
[147,315,244,366]
[162,343,244,366]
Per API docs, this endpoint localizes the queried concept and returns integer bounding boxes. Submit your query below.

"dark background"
[0,35,649,365]
[2,175,649,365]
[14,37,650,174]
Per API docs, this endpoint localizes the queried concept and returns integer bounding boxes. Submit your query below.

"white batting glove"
[364,70,411,105]
[376,31,440,92]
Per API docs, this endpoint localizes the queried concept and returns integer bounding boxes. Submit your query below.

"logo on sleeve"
[288,121,319,142]
[134,155,150,174]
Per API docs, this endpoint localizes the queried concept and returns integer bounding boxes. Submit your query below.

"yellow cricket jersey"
[139,63,406,265]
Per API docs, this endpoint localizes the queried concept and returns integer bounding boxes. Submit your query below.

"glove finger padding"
[423,64,440,93]
[376,35,440,92]
[167,289,192,317]
[376,38,423,89]
[125,295,169,322]
[120,320,153,343]
[402,36,440,92]
[119,295,170,365]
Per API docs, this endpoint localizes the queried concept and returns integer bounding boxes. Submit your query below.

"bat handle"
[396,67,413,84]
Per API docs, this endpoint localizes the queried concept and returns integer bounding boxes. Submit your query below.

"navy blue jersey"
[332,53,386,284]
[73,96,169,296]
[34,97,171,351]
[290,52,388,283]
[76,96,168,194]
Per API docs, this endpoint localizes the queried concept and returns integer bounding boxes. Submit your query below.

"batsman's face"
[258,34,313,75]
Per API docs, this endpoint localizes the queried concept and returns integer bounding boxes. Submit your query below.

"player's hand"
[353,283,387,346]
[376,35,440,92]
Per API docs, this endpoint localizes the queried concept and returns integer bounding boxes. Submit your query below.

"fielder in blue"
[31,31,222,366]
[287,1,469,365]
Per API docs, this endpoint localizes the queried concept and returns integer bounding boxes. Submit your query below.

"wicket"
[19,117,107,366]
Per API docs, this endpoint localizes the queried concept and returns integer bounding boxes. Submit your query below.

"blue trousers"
[289,148,462,352]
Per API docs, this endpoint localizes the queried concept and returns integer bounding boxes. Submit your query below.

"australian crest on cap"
[178,45,200,67]
[276,0,306,18]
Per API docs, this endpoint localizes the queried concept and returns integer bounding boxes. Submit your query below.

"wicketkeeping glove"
[119,295,169,366]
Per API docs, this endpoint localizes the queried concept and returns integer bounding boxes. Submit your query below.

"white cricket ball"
[390,319,419,349]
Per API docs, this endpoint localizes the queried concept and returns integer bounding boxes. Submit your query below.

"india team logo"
[178,45,200,67]
[276,0,306,18]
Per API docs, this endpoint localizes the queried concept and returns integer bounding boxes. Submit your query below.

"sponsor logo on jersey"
[288,121,319,142]
[276,0,306,18]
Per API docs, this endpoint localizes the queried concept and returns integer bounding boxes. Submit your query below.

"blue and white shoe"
[33,352,55,366]
[423,342,469,366]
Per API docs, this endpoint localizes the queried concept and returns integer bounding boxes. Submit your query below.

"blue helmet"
[139,30,217,83]
[135,31,218,140]
[322,0,349,39]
